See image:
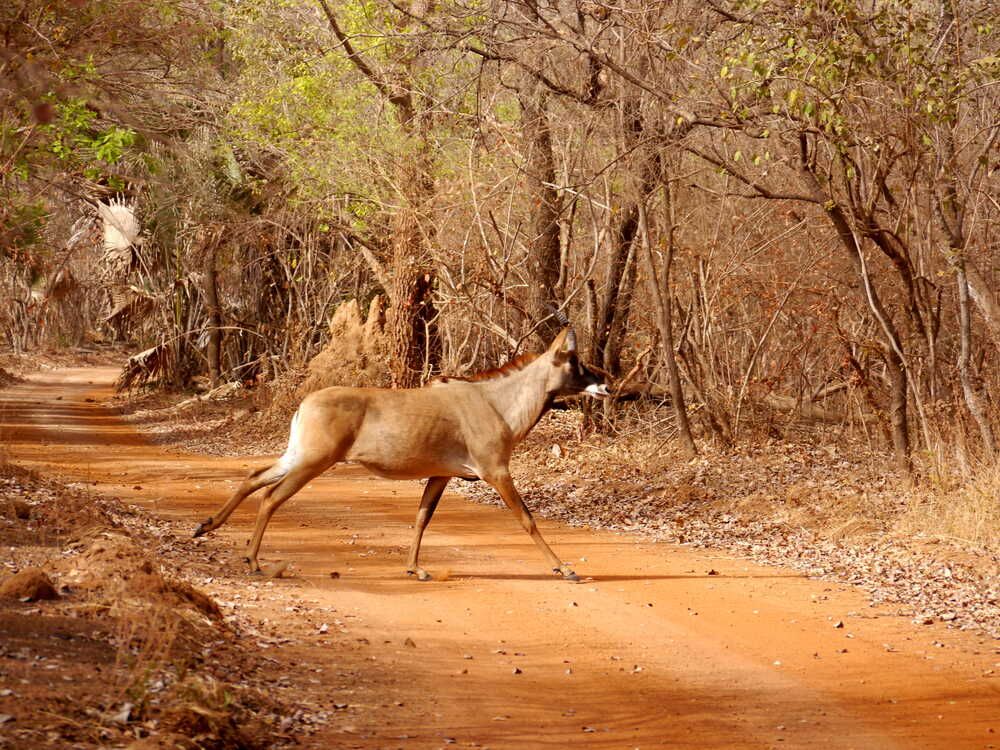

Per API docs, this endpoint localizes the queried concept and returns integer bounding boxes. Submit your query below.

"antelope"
[193,327,610,581]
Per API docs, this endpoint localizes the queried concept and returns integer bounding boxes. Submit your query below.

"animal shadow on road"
[424,572,807,583]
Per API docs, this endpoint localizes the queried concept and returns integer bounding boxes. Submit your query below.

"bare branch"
[685,145,820,204]
[315,0,394,102]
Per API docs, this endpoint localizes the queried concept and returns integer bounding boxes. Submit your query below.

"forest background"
[2,0,999,568]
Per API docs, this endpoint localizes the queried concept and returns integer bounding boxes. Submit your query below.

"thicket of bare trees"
[3,0,998,479]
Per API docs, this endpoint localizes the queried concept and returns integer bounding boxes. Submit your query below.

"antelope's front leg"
[488,471,579,582]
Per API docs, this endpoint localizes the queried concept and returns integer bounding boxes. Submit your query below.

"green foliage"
[47,98,137,174]
[222,0,476,232]
[715,0,997,184]
[0,202,48,259]
[226,0,394,199]
[0,0,222,279]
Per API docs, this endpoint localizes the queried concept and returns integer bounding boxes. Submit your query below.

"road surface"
[1,367,997,749]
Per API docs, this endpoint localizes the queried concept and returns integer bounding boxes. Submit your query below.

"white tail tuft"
[278,409,303,472]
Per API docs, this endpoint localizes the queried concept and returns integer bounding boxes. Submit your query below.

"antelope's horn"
[545,304,575,351]
[547,304,570,327]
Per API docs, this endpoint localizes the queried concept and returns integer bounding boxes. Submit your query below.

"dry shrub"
[64,538,266,745]
[113,602,183,694]
[156,676,270,750]
[117,342,174,392]
[54,531,223,685]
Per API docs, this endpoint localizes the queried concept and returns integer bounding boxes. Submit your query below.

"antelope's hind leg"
[406,477,450,581]
[244,459,332,573]
[194,463,285,538]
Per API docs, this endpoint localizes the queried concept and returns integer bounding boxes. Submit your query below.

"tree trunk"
[519,82,563,343]
[387,205,438,388]
[932,0,1000,355]
[932,113,997,457]
[594,99,653,375]
[962,258,1000,351]
[637,187,697,458]
[171,224,186,390]
[594,206,638,374]
[884,346,911,476]
[204,230,222,388]
[956,262,997,458]
[603,238,636,376]
[796,151,911,476]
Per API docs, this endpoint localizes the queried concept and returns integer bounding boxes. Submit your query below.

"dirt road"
[2,367,998,749]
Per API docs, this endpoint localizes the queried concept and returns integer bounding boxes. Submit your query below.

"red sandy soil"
[2,366,998,749]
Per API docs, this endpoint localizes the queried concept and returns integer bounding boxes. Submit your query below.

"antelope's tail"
[275,407,304,475]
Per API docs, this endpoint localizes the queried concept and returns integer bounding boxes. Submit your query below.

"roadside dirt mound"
[56,532,222,620]
[0,464,290,749]
[0,366,21,388]
[0,567,58,601]
[298,295,389,394]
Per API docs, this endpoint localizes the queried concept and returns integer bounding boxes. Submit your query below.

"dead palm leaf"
[116,342,172,391]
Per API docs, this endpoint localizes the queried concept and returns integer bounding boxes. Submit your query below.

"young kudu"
[193,327,609,581]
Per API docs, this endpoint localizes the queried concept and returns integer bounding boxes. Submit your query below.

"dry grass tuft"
[898,463,1000,555]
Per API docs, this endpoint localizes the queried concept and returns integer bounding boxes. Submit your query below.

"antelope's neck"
[483,364,551,443]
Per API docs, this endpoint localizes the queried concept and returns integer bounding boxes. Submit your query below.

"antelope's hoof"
[407,568,432,582]
[192,517,213,538]
[555,566,580,582]
[244,556,262,576]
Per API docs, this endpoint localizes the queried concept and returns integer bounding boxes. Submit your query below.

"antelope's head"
[545,327,611,399]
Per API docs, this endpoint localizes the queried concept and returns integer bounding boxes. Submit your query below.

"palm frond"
[116,342,172,391]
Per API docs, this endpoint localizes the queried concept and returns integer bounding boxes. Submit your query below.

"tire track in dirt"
[2,367,998,749]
